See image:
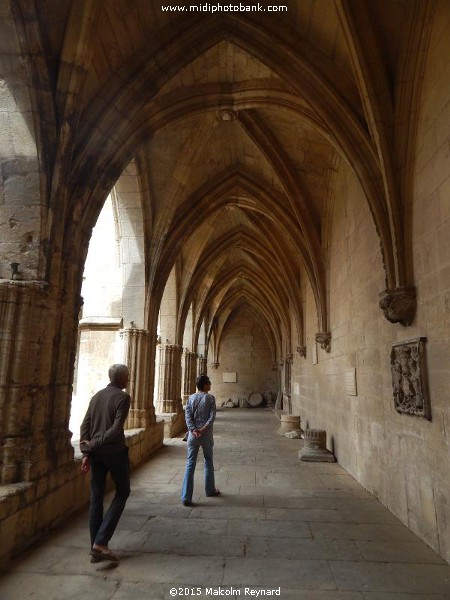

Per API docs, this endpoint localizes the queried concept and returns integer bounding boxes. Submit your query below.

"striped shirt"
[185,392,216,441]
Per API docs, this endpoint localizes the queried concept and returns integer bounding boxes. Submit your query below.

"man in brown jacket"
[80,364,131,562]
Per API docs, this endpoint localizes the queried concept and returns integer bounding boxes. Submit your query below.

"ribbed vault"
[7,0,436,360]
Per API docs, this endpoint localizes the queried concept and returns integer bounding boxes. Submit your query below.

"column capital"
[379,286,416,326]
[120,327,150,339]
[315,332,331,353]
[296,345,306,357]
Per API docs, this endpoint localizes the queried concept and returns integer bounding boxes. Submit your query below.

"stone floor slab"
[355,540,447,564]
[223,557,336,589]
[1,409,449,600]
[309,523,420,542]
[245,537,362,561]
[0,573,119,600]
[141,515,229,536]
[329,561,450,594]
[362,594,450,600]
[189,506,266,520]
[262,495,380,508]
[227,518,312,538]
[265,508,399,525]
[111,554,225,585]
[141,532,245,556]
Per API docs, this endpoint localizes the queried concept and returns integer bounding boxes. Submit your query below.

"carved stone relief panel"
[390,337,430,420]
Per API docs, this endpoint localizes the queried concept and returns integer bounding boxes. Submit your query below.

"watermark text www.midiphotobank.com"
[161,3,287,13]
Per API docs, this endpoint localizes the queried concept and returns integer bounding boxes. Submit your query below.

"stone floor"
[1,409,450,600]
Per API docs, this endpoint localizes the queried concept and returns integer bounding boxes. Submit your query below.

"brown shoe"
[90,548,119,562]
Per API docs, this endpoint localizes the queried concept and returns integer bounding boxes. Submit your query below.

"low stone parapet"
[0,421,164,571]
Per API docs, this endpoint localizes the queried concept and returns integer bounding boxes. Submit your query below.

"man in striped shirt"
[181,375,220,506]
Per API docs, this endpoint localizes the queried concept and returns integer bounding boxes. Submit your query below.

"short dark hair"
[108,364,129,384]
[196,375,211,391]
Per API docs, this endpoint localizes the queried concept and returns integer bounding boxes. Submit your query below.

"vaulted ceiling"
[11,0,435,357]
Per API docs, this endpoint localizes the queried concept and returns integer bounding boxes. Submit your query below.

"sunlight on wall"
[69,195,123,439]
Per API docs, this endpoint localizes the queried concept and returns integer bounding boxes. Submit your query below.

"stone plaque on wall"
[345,368,357,396]
[223,372,237,383]
[312,343,318,365]
[390,337,430,420]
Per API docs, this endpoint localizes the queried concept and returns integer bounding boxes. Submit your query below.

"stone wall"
[291,5,450,561]
[0,422,164,570]
[209,310,278,405]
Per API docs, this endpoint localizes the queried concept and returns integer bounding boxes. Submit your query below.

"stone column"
[155,344,183,414]
[0,281,75,483]
[284,354,293,396]
[120,327,155,428]
[197,354,207,377]
[283,354,293,413]
[182,351,198,407]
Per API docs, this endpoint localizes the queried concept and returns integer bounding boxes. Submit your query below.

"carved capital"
[285,353,293,364]
[296,345,306,358]
[210,361,219,370]
[315,332,331,353]
[379,286,416,326]
[218,106,238,121]
[120,327,149,340]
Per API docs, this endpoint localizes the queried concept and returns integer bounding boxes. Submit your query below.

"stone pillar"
[283,354,293,413]
[155,344,183,414]
[0,281,75,483]
[182,351,198,407]
[197,354,207,377]
[284,354,293,395]
[120,327,155,428]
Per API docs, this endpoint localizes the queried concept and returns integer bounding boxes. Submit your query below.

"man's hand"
[192,429,202,438]
[81,455,90,473]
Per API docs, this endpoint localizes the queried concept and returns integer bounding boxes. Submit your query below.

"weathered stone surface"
[299,429,336,462]
[1,0,450,575]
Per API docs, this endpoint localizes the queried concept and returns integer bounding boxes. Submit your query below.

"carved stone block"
[390,337,430,420]
[379,287,416,326]
[299,429,336,462]
[296,345,306,357]
[315,332,331,353]
[278,414,301,435]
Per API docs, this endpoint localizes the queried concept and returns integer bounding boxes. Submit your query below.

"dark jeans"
[89,447,130,547]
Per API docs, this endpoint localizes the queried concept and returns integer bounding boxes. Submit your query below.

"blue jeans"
[181,436,215,503]
[89,448,130,547]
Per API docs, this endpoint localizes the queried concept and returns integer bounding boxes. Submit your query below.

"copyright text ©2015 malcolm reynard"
[205,589,281,596]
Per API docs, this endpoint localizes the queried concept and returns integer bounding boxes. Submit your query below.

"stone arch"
[177,227,304,361]
[153,169,322,329]
[0,3,47,280]
[65,14,399,302]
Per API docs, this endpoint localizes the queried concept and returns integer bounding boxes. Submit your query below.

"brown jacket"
[80,383,130,456]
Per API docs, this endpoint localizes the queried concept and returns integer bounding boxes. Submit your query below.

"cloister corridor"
[1,409,449,600]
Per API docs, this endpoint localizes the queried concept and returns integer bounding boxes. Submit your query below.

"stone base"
[299,447,336,462]
[0,421,164,571]
[157,411,186,438]
[299,428,336,462]
[278,414,301,435]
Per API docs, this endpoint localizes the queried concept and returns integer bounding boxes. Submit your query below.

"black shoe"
[182,500,194,506]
